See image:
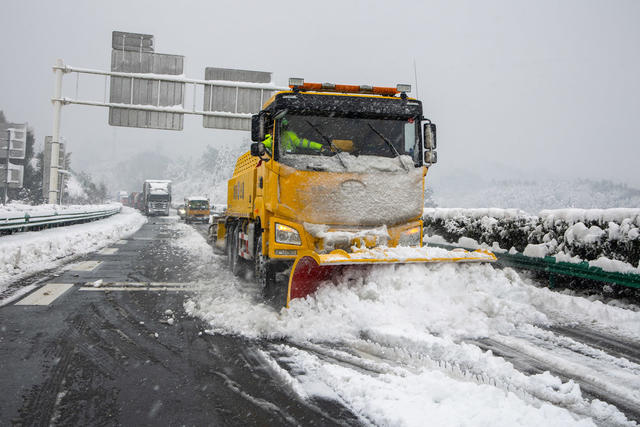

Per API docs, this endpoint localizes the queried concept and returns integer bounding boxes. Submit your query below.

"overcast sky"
[1,0,639,187]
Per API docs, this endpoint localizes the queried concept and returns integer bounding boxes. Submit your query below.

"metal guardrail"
[0,206,121,234]
[429,242,640,290]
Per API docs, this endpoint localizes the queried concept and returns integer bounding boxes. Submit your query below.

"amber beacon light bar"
[288,78,411,96]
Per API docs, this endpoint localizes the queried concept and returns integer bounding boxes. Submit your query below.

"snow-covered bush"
[538,209,640,267]
[422,208,539,252]
[423,208,640,268]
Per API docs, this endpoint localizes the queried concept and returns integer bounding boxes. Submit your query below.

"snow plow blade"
[286,246,497,307]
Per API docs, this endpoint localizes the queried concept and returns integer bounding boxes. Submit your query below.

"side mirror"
[250,142,266,157]
[423,122,437,150]
[251,114,264,142]
[424,150,438,165]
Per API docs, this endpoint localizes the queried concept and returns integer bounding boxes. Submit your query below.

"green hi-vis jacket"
[263,131,323,152]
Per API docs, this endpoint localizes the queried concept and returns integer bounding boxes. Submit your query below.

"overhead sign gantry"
[47,31,287,204]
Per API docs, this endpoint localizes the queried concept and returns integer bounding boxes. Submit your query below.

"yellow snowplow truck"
[184,197,210,224]
[215,79,496,307]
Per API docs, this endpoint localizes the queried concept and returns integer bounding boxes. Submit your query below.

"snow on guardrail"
[0,203,122,234]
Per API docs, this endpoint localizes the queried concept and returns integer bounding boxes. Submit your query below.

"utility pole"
[3,129,9,205]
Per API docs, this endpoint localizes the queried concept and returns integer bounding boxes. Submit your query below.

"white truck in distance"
[143,180,172,216]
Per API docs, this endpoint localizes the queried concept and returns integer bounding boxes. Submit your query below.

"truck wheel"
[230,226,242,276]
[255,236,275,290]
[226,224,235,268]
[255,236,287,307]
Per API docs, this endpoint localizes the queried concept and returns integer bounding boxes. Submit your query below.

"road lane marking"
[15,283,74,305]
[80,287,153,291]
[78,282,204,292]
[79,286,206,292]
[115,240,128,245]
[97,248,119,255]
[149,282,187,287]
[85,282,186,287]
[68,261,102,271]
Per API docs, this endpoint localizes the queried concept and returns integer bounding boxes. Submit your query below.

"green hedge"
[423,208,640,268]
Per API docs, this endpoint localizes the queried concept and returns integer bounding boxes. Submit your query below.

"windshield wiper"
[367,123,409,171]
[303,119,347,169]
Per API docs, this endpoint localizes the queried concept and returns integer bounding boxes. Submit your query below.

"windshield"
[149,194,169,201]
[188,201,209,210]
[277,114,420,166]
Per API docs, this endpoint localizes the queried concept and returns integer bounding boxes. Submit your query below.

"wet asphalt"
[0,217,361,426]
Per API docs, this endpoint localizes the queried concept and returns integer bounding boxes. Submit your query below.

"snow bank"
[0,207,145,292]
[189,261,640,342]
[423,208,640,275]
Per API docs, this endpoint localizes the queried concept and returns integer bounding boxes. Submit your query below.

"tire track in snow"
[309,331,634,426]
[470,335,640,425]
[547,325,640,366]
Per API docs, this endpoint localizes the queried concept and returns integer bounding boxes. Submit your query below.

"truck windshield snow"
[277,114,420,164]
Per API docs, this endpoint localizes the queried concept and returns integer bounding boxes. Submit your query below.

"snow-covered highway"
[1,214,639,426]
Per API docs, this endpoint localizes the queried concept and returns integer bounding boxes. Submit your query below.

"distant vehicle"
[184,197,210,223]
[207,204,227,242]
[129,192,143,211]
[177,204,186,219]
[143,180,172,216]
[135,192,145,211]
[117,190,128,205]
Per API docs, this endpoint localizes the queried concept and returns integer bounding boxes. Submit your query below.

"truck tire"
[226,224,235,268]
[229,226,243,276]
[255,235,287,307]
[255,236,275,290]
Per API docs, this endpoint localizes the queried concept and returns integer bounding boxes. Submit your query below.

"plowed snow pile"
[175,223,639,426]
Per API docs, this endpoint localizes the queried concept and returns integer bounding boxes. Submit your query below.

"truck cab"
[216,79,497,308]
[143,180,172,216]
[184,197,210,223]
[218,80,437,292]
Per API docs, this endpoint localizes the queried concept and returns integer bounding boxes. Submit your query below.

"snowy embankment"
[0,202,120,220]
[170,223,639,426]
[0,207,145,293]
[423,208,640,275]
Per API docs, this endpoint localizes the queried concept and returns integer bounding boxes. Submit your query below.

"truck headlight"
[275,223,302,245]
[399,227,421,247]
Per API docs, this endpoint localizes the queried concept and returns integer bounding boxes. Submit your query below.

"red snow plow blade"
[286,246,497,307]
